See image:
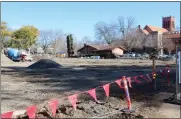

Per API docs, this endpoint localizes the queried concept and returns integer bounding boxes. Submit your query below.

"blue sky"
[1,2,180,41]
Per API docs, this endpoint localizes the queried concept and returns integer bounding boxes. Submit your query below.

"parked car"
[128,52,136,57]
[90,56,100,59]
[135,53,144,59]
[158,54,169,60]
[142,53,149,59]
[135,53,142,57]
[123,52,136,58]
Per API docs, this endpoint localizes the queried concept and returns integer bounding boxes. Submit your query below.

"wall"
[146,31,164,55]
[112,48,124,56]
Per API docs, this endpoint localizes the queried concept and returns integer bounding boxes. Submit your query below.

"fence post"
[121,76,134,113]
[152,57,156,91]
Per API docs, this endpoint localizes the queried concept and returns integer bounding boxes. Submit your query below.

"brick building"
[139,16,180,55]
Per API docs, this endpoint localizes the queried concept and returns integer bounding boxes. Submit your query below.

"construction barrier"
[122,76,132,111]
[1,66,170,119]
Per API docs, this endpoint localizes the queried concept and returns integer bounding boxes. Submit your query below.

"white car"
[24,55,33,62]
[158,54,168,59]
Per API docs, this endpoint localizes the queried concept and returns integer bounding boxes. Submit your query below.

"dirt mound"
[15,97,145,119]
[28,59,62,69]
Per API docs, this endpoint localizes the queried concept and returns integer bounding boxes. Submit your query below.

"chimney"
[84,44,86,47]
[138,25,141,29]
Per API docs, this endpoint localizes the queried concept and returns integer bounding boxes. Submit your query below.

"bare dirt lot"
[1,55,180,118]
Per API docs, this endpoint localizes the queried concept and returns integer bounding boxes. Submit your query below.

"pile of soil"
[16,97,145,119]
[28,59,62,69]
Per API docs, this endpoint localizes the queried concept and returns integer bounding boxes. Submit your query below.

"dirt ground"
[1,55,180,118]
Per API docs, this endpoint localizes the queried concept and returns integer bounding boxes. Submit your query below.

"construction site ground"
[1,55,180,118]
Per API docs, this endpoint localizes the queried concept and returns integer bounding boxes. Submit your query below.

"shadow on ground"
[1,64,177,109]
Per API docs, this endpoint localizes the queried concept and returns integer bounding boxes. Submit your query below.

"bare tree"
[121,28,147,52]
[94,21,119,45]
[121,33,135,52]
[144,34,157,48]
[51,35,67,55]
[92,39,106,45]
[38,30,63,54]
[163,38,175,55]
[94,16,136,48]
[116,16,141,51]
[81,36,93,45]
[117,16,135,39]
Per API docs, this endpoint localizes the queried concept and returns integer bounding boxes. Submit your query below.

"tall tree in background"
[94,21,119,45]
[81,36,93,45]
[117,16,137,51]
[1,22,12,50]
[94,16,136,46]
[11,26,39,51]
[66,34,74,57]
[163,38,175,55]
[38,30,63,54]
[122,28,146,52]
[144,35,157,53]
[117,16,135,39]
[50,32,66,55]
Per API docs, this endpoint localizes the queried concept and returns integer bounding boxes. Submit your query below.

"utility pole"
[153,57,156,90]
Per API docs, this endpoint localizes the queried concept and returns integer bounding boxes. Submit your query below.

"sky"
[1,2,180,41]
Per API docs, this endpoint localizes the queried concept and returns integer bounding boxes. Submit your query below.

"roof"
[141,29,149,35]
[144,25,168,33]
[78,44,126,52]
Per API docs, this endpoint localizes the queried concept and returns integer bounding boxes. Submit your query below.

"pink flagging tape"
[126,77,132,88]
[48,99,59,117]
[146,74,152,82]
[115,79,124,88]
[1,111,13,119]
[133,76,142,84]
[140,75,150,82]
[26,105,37,119]
[87,88,98,101]
[68,94,78,110]
[159,69,164,75]
[103,83,110,97]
